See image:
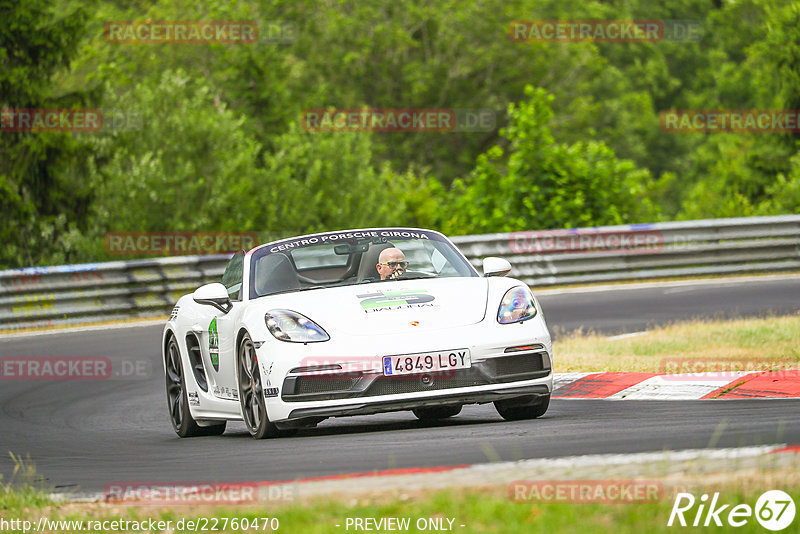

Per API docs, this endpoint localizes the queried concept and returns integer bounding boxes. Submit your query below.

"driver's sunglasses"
[379,261,408,269]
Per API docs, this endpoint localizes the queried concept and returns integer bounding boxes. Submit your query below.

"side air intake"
[185,333,208,392]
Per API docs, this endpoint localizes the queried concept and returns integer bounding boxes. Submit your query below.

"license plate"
[382,349,471,376]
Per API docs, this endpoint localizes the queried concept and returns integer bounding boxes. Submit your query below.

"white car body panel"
[162,228,553,430]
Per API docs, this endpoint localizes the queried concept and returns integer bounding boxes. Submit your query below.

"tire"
[412,405,462,421]
[494,394,550,421]
[165,336,226,437]
[237,334,281,439]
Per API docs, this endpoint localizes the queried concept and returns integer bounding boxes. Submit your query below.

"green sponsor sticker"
[357,289,434,309]
[209,317,219,371]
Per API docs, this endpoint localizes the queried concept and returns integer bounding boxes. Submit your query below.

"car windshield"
[248,229,478,298]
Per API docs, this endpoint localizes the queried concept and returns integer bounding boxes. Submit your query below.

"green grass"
[0,453,53,514]
[3,483,799,533]
[4,445,799,533]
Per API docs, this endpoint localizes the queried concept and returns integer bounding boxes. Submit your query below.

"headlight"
[265,310,329,343]
[497,287,537,324]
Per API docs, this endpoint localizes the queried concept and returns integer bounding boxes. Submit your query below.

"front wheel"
[165,336,226,437]
[494,394,550,421]
[237,334,280,439]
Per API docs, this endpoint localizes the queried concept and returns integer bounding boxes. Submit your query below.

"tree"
[81,69,266,258]
[444,87,657,234]
[237,121,400,236]
[0,0,92,267]
[677,0,800,218]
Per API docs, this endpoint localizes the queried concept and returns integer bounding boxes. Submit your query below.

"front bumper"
[280,383,550,426]
[256,313,553,423]
[282,349,550,402]
[273,347,552,424]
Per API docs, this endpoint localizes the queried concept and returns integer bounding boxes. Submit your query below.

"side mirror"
[482,257,512,277]
[192,283,233,314]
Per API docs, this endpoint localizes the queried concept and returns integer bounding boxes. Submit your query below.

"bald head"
[376,248,406,280]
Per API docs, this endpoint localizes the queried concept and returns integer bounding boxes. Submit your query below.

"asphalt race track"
[538,275,800,336]
[1,276,798,493]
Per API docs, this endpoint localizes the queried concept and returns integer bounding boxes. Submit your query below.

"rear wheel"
[165,336,226,437]
[494,394,550,421]
[412,405,462,421]
[237,334,281,439]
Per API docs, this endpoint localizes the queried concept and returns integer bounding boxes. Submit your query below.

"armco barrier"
[453,215,800,286]
[0,255,230,330]
[1,216,799,330]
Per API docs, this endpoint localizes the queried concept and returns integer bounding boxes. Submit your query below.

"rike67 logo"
[668,490,796,531]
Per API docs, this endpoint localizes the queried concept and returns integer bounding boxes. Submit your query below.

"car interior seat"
[254,252,301,295]
[357,242,393,281]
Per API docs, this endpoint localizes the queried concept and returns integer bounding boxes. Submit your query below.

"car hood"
[257,277,489,336]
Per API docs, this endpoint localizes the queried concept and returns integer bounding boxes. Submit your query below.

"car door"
[204,250,245,403]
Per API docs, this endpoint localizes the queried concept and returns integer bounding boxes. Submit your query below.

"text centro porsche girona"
[162,228,553,438]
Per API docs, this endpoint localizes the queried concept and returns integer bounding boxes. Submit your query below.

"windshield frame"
[247,228,479,299]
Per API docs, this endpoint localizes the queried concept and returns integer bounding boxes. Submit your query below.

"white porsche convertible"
[162,228,553,438]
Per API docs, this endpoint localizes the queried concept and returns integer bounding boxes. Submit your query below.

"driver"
[376,248,408,280]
